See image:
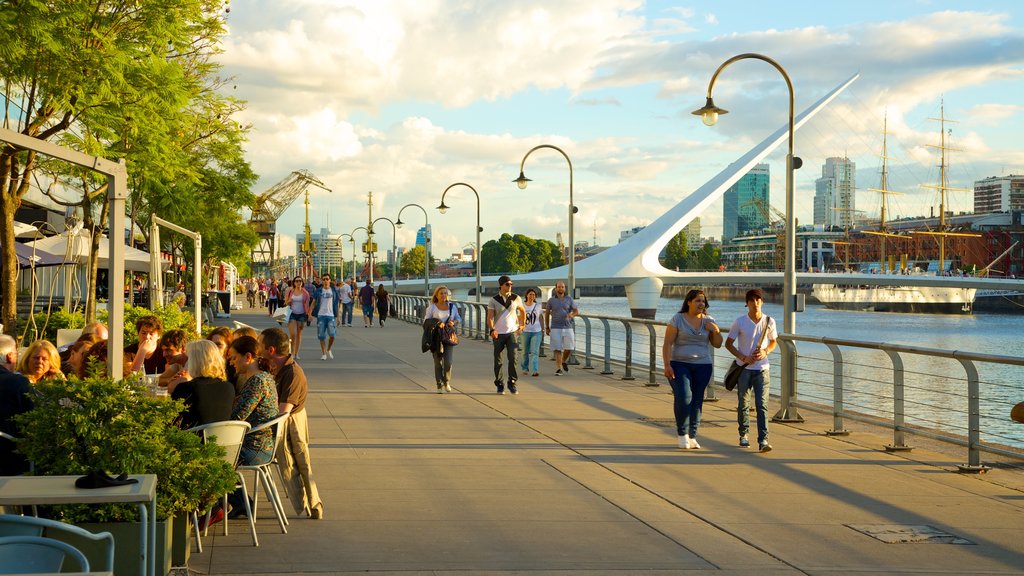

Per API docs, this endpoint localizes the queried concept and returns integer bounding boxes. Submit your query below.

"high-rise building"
[415,225,431,248]
[684,218,701,248]
[297,227,343,270]
[974,175,1024,214]
[813,157,856,229]
[723,164,770,242]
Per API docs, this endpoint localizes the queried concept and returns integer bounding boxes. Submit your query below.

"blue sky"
[217,1,1024,260]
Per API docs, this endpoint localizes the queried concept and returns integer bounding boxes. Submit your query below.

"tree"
[0,0,236,331]
[398,245,435,277]
[482,233,562,274]
[661,229,689,271]
[688,242,721,270]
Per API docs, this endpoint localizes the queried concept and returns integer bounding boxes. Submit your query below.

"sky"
[216,0,1024,261]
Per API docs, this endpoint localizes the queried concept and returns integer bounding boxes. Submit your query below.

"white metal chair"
[0,535,90,573]
[238,413,291,536]
[0,514,113,570]
[187,420,255,546]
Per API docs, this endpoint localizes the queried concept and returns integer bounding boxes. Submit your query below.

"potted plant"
[15,374,237,574]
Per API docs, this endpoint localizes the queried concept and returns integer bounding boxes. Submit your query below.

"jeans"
[228,445,274,512]
[736,367,770,443]
[317,315,337,340]
[432,346,454,386]
[520,331,542,373]
[492,332,519,385]
[668,361,713,437]
[341,302,353,325]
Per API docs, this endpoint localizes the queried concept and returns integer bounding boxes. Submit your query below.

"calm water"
[572,296,1024,450]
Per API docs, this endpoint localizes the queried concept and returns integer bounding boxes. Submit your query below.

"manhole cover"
[847,524,973,544]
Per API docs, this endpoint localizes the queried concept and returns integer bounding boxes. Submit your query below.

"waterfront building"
[722,164,770,243]
[813,157,856,229]
[296,227,344,272]
[974,175,1024,214]
[415,225,431,248]
[618,225,645,244]
[684,218,701,248]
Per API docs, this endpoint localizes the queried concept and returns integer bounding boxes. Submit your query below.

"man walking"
[310,274,341,360]
[545,281,579,376]
[358,279,376,328]
[486,275,526,395]
[259,328,324,519]
[339,277,354,327]
[724,289,778,452]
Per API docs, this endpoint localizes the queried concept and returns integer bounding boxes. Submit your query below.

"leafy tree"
[482,233,562,273]
[398,245,435,277]
[687,242,721,270]
[0,0,237,331]
[661,229,689,271]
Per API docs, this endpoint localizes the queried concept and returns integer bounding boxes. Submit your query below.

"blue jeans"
[736,368,770,443]
[520,331,542,373]
[668,361,713,437]
[492,333,519,385]
[317,315,337,340]
[341,302,353,325]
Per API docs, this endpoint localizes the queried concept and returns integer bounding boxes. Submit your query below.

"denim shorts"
[317,315,337,340]
[290,313,308,324]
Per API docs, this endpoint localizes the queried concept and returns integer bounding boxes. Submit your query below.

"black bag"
[723,361,745,391]
[441,325,459,347]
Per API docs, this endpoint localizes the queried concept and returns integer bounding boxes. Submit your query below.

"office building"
[723,164,770,243]
[814,157,856,229]
[974,175,1024,214]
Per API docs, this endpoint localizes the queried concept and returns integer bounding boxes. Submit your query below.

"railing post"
[772,336,804,422]
[824,343,849,436]
[883,350,912,452]
[621,320,635,381]
[956,358,989,473]
[644,322,658,386]
[600,318,613,375]
[580,316,594,369]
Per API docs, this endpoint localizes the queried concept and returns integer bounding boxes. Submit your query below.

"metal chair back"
[0,534,90,573]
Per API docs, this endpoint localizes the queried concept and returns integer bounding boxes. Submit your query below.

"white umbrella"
[25,229,156,272]
[13,221,43,239]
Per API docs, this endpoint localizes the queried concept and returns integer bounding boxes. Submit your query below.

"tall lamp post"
[340,233,354,281]
[514,145,577,298]
[350,226,368,281]
[437,182,483,302]
[692,52,803,422]
[370,217,399,295]
[396,203,431,297]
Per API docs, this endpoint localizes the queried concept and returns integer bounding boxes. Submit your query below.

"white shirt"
[523,302,543,333]
[488,294,525,335]
[340,283,353,304]
[728,314,777,371]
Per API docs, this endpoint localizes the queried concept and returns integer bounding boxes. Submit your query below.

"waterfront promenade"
[190,310,1024,575]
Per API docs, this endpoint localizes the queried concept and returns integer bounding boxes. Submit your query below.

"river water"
[572,296,1024,450]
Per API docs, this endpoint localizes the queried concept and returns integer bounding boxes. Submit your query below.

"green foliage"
[662,229,689,271]
[15,375,237,522]
[114,303,200,345]
[17,307,85,344]
[481,233,562,274]
[687,242,722,270]
[397,245,435,277]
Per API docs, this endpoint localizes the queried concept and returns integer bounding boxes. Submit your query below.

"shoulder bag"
[441,304,459,347]
[723,315,771,391]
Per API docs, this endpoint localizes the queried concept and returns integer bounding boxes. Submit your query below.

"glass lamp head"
[437,202,449,214]
[691,97,728,126]
[395,219,404,228]
[513,171,531,190]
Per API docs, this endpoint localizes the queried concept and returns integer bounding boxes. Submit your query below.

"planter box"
[171,511,192,567]
[51,517,172,576]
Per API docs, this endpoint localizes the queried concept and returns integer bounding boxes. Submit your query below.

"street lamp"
[514,144,577,298]
[350,226,368,281]
[340,233,354,281]
[396,203,431,296]
[438,182,483,302]
[370,217,398,295]
[693,52,803,422]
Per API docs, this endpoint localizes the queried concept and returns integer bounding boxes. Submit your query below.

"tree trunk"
[0,194,19,336]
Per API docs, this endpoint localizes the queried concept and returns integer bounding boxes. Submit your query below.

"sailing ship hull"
[812,284,976,314]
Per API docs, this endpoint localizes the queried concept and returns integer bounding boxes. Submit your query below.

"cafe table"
[0,474,157,576]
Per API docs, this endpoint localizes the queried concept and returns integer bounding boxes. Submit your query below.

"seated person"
[157,329,188,388]
[125,315,166,375]
[1,334,33,476]
[169,340,235,429]
[60,333,100,376]
[17,340,64,383]
[207,327,236,390]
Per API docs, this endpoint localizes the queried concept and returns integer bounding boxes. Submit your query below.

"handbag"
[441,303,459,346]
[722,315,771,392]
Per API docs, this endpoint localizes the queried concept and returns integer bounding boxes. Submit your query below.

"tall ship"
[813,105,977,314]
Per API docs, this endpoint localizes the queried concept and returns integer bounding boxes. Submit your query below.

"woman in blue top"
[661,289,723,449]
[423,286,462,393]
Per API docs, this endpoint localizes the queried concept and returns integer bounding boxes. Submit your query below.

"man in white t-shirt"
[339,278,354,327]
[486,275,526,395]
[310,274,341,360]
[724,288,778,452]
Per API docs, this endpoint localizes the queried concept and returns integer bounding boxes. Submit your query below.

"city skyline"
[216,1,1024,260]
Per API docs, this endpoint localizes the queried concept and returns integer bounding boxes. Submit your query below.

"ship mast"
[919,99,974,273]
[865,111,904,273]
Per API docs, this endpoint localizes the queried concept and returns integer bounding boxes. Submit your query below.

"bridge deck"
[191,310,1024,576]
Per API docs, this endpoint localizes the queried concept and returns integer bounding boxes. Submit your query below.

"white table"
[0,475,157,576]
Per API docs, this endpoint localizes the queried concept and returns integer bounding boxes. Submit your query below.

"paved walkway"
[188,309,1024,575]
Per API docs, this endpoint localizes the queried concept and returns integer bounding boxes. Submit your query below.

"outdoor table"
[0,474,156,576]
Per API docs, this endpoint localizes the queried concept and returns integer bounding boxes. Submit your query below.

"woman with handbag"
[661,289,723,449]
[424,286,462,393]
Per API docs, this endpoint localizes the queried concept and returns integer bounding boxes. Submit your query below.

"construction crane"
[249,170,331,273]
[740,197,786,231]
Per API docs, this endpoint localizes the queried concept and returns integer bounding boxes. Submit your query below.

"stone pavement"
[187,309,1024,575]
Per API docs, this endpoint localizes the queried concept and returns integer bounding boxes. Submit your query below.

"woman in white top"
[423,286,462,393]
[285,277,311,360]
[519,288,543,377]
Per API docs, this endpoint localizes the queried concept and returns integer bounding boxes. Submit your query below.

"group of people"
[0,315,325,523]
[663,288,777,453]
[421,276,580,395]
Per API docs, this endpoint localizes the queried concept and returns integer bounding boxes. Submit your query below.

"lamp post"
[350,226,368,281]
[370,217,399,295]
[340,233,354,281]
[438,182,483,302]
[692,52,803,422]
[514,145,577,298]
[396,203,431,296]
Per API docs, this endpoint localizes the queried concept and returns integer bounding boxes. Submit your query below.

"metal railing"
[392,295,1023,467]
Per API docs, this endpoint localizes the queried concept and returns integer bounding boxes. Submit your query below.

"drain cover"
[847,524,973,544]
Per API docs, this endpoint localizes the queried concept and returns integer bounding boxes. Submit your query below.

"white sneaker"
[444,383,452,393]
[678,435,690,449]
[320,354,327,361]
[328,350,334,359]
[295,354,300,360]
[688,437,701,449]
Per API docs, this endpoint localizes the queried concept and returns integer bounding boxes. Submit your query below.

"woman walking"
[285,276,311,360]
[520,288,543,377]
[267,278,280,316]
[375,284,390,327]
[661,289,722,449]
[423,286,461,393]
